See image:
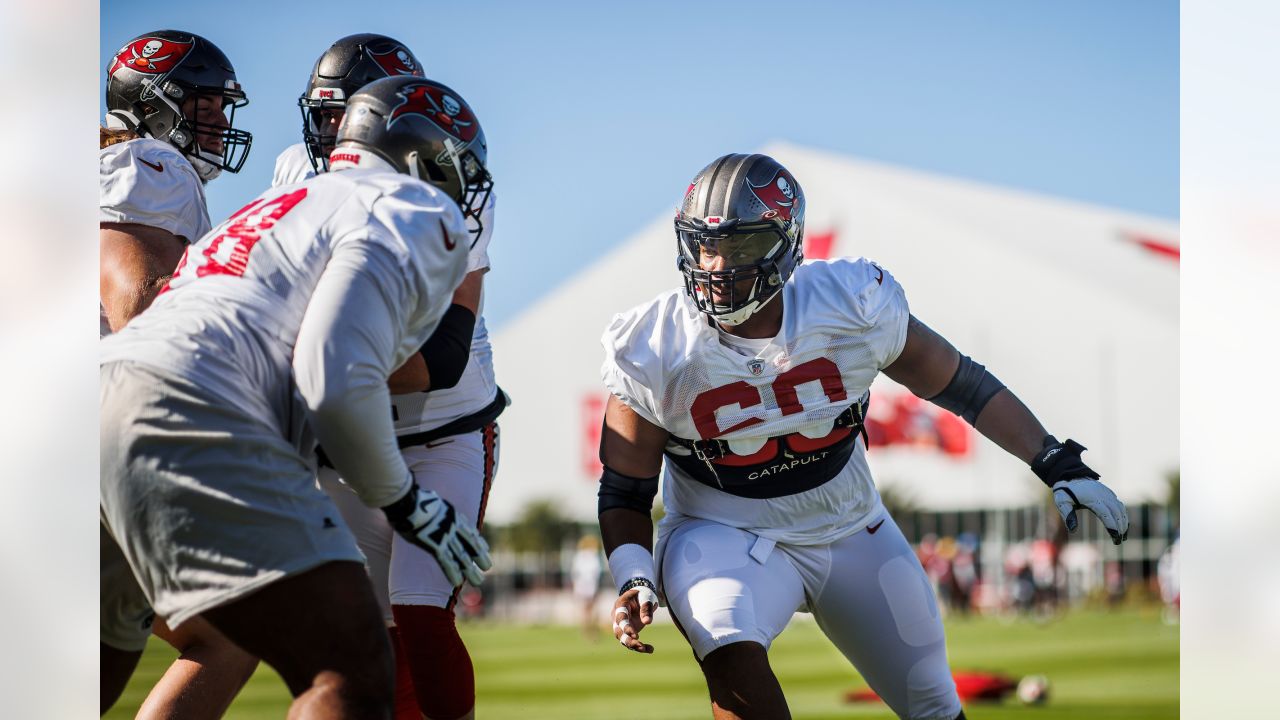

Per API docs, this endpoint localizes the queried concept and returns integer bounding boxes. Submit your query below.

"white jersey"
[100,138,210,336]
[601,258,910,545]
[101,162,470,508]
[272,143,502,435]
[272,142,317,188]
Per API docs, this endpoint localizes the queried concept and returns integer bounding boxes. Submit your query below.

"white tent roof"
[486,142,1178,523]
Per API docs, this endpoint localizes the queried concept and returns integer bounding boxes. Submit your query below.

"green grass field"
[106,606,1177,719]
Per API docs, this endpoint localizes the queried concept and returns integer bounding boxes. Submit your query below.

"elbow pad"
[597,466,660,516]
[419,303,476,391]
[927,354,1006,425]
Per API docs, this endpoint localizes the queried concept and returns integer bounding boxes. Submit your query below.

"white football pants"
[317,424,499,624]
[657,511,962,720]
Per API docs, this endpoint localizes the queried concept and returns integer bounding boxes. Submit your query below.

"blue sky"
[101,0,1178,329]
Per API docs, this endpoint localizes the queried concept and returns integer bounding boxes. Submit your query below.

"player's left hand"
[1052,478,1129,545]
[612,583,659,654]
[383,483,492,587]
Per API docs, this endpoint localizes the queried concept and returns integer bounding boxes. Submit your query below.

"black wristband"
[380,482,419,525]
[619,576,657,597]
[1030,436,1100,488]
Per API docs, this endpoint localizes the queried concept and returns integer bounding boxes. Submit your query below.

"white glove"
[1052,478,1129,545]
[383,483,492,587]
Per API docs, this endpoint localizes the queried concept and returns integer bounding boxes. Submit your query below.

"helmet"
[105,30,252,182]
[299,33,425,173]
[334,76,493,241]
[675,154,805,326]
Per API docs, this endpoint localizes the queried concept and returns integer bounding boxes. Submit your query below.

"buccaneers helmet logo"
[747,170,800,221]
[386,83,479,142]
[108,37,193,76]
[369,46,425,78]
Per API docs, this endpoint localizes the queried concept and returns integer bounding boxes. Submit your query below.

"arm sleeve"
[418,303,477,391]
[293,239,414,508]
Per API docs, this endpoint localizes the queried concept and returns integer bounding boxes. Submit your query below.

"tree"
[504,499,581,553]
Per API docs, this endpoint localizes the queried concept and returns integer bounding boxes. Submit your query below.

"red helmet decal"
[747,169,800,221]
[369,46,425,77]
[387,83,479,142]
[109,36,193,77]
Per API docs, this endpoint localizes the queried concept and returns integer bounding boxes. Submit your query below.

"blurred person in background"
[597,153,1130,720]
[930,536,958,613]
[1106,561,1127,606]
[273,34,505,720]
[100,76,491,718]
[1157,537,1179,623]
[1007,544,1037,615]
[99,29,259,717]
[951,534,978,617]
[571,535,604,640]
[1030,538,1060,616]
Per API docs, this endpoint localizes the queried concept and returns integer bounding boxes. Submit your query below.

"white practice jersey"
[100,138,210,336]
[101,164,470,508]
[602,258,910,545]
[272,143,501,435]
[272,142,317,188]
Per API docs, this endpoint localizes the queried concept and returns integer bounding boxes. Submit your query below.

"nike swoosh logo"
[439,219,457,250]
[139,158,164,173]
[424,439,454,449]
[866,519,886,534]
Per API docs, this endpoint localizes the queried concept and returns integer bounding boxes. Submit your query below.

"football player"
[273,34,505,720]
[598,154,1130,720]
[100,76,493,719]
[99,29,259,717]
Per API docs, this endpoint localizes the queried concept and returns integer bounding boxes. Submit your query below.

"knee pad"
[392,605,474,720]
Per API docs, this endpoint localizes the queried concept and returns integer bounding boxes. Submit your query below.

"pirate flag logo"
[370,46,425,78]
[747,169,801,221]
[108,36,193,77]
[387,83,479,143]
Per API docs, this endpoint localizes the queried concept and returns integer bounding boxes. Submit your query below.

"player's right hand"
[383,483,492,587]
[1052,477,1130,545]
[612,583,659,654]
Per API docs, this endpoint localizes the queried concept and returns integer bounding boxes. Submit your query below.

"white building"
[487,142,1178,523]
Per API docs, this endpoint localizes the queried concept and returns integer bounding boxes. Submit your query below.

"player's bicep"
[99,222,186,330]
[601,394,667,478]
[882,314,961,399]
[450,268,486,313]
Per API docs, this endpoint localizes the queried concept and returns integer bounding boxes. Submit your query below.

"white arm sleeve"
[293,239,415,508]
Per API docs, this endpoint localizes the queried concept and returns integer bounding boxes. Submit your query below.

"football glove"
[1031,437,1129,545]
[383,483,492,587]
[1052,478,1129,545]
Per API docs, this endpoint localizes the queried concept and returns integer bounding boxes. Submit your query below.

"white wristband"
[607,543,655,594]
